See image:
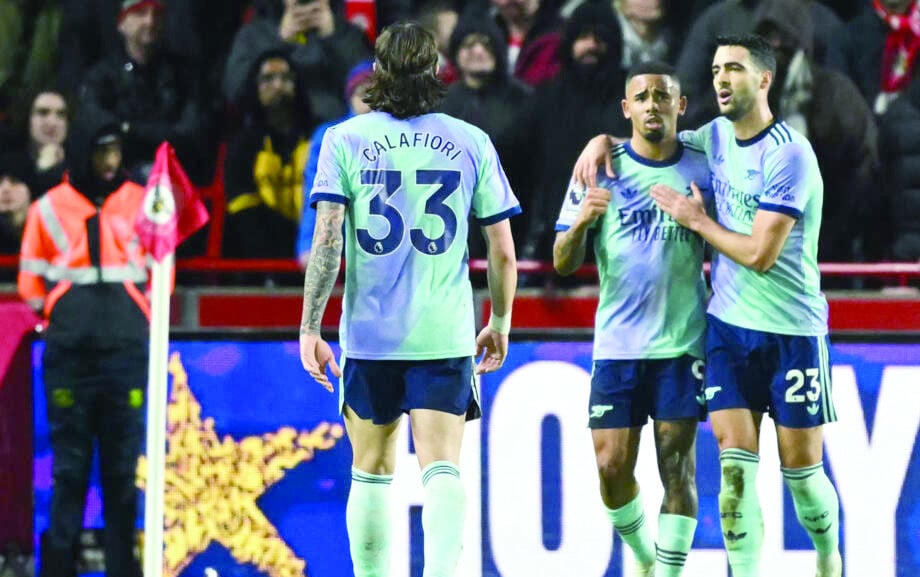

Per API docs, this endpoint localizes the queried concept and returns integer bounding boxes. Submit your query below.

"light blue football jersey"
[555,141,712,360]
[310,111,521,360]
[680,117,828,336]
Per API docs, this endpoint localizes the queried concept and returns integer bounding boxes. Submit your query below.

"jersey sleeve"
[309,127,349,206]
[472,135,521,225]
[759,142,818,219]
[555,176,587,231]
[678,120,713,154]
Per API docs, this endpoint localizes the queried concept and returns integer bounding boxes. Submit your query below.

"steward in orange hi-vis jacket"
[19,110,147,577]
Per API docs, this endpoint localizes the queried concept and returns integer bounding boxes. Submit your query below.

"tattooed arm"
[300,201,345,391]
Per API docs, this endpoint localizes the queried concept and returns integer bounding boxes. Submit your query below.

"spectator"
[440,12,533,258]
[77,0,211,183]
[3,89,69,197]
[489,0,564,86]
[613,0,679,68]
[0,158,31,267]
[375,0,413,28]
[818,0,868,21]
[676,0,843,128]
[224,47,319,267]
[754,0,880,264]
[519,1,630,264]
[297,60,374,268]
[828,0,920,115]
[223,0,371,123]
[878,69,920,260]
[417,0,460,84]
[58,0,210,98]
[0,0,62,113]
[19,108,149,577]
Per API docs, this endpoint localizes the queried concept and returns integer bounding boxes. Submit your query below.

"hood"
[0,153,36,190]
[240,44,315,131]
[490,0,562,45]
[753,0,814,57]
[65,109,126,199]
[558,0,624,93]
[449,10,510,80]
[560,1,623,72]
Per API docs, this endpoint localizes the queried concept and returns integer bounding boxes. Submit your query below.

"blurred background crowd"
[1,0,918,287]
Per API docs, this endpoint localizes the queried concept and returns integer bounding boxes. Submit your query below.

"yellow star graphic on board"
[138,352,345,577]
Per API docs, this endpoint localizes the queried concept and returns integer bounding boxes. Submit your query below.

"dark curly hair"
[363,22,446,119]
[716,33,777,76]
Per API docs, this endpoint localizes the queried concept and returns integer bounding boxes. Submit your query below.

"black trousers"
[39,343,147,577]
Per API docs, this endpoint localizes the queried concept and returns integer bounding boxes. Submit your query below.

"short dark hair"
[363,22,446,119]
[716,33,776,76]
[625,60,678,87]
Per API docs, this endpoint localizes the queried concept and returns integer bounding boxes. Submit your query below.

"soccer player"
[554,61,710,577]
[298,21,520,577]
[572,34,842,577]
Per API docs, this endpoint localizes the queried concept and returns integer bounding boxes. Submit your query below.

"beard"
[265,93,295,111]
[642,128,664,142]
[571,54,608,81]
[721,92,754,121]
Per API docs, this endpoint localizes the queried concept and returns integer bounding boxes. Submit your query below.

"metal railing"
[2,255,919,286]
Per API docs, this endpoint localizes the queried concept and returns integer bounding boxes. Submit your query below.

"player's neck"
[731,102,774,140]
[629,135,678,161]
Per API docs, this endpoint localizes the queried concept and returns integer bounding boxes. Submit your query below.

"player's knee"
[595,448,633,484]
[714,429,757,453]
[659,449,696,492]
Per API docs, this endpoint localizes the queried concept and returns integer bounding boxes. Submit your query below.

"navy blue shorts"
[705,314,837,427]
[342,356,481,425]
[588,355,706,429]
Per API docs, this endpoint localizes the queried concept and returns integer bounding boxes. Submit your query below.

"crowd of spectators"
[1,0,919,286]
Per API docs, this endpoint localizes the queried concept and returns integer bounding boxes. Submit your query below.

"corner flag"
[135,141,208,577]
[136,142,209,261]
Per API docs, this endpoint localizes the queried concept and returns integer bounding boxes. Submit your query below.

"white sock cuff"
[352,467,394,485]
[421,461,460,487]
[781,462,825,486]
[606,491,646,533]
[719,448,760,465]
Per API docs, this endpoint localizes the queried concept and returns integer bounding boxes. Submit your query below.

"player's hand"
[573,134,617,189]
[475,327,508,374]
[576,187,611,227]
[650,181,707,230]
[300,332,341,392]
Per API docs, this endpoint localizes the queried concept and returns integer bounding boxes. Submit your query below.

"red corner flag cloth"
[136,142,209,261]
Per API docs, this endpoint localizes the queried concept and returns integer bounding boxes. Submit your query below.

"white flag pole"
[142,182,175,577]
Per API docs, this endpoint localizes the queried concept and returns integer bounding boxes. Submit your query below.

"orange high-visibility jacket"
[18,179,152,348]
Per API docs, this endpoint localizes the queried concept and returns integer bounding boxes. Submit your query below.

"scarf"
[874,0,920,93]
